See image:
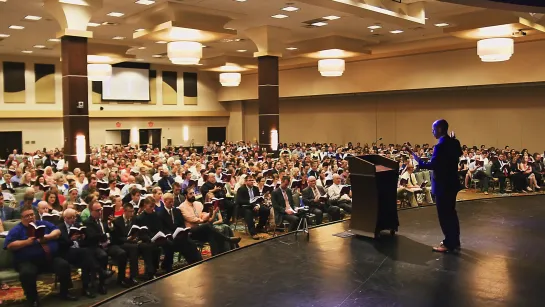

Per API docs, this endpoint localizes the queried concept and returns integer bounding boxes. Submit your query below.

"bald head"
[37,201,50,214]
[332,173,341,185]
[432,119,449,139]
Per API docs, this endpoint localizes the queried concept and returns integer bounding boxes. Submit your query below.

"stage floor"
[96,195,545,307]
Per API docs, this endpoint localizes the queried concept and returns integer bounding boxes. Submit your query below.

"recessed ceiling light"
[237,49,247,52]
[282,6,299,12]
[33,45,46,49]
[286,47,298,50]
[312,22,328,27]
[156,41,167,44]
[88,22,101,27]
[112,36,125,40]
[225,27,236,30]
[234,0,247,2]
[135,58,145,61]
[434,23,449,27]
[272,14,288,19]
[323,16,340,20]
[425,17,429,20]
[24,15,42,21]
[135,0,155,5]
[107,12,124,17]
[9,25,24,30]
[0,33,10,38]
[368,25,382,30]
[390,30,403,34]
[138,46,146,50]
[48,38,60,42]
[21,50,32,54]
[135,28,145,32]
[152,54,162,58]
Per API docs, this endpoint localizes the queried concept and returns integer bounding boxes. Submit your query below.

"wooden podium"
[348,155,400,238]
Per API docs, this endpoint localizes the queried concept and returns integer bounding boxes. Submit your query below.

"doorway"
[105,129,130,146]
[0,131,23,159]
[207,127,226,144]
[139,129,162,150]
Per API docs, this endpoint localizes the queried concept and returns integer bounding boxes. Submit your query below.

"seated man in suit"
[235,175,270,239]
[491,154,509,194]
[157,193,202,269]
[200,173,234,225]
[172,182,185,207]
[58,208,101,298]
[82,201,131,291]
[302,176,341,223]
[1,173,18,193]
[158,170,175,193]
[400,164,433,205]
[0,193,16,221]
[271,176,300,232]
[112,203,158,281]
[327,174,352,213]
[4,205,77,306]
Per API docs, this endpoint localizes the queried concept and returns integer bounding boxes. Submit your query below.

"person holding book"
[400,164,433,205]
[327,174,352,213]
[271,176,300,232]
[491,154,509,194]
[0,193,16,221]
[4,205,77,306]
[302,176,340,224]
[235,175,270,239]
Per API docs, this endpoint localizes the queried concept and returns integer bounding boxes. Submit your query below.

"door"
[120,130,130,146]
[0,131,23,159]
[207,127,226,144]
[149,129,162,149]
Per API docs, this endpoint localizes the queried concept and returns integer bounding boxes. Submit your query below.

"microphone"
[374,137,382,144]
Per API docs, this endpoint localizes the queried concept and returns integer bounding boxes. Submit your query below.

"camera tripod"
[295,212,310,241]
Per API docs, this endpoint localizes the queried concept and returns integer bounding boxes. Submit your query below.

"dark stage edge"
[95,195,545,307]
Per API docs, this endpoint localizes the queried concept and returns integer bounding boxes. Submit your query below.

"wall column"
[258,56,280,150]
[61,36,90,172]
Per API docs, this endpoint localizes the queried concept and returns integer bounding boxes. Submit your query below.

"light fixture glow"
[107,12,124,17]
[76,135,86,163]
[286,47,298,50]
[282,6,299,12]
[87,63,112,81]
[318,49,345,58]
[130,127,139,144]
[152,54,162,58]
[167,41,203,65]
[271,129,279,151]
[434,23,449,27]
[21,50,33,54]
[477,38,514,62]
[33,45,46,49]
[0,34,10,38]
[390,30,403,34]
[135,0,155,5]
[183,126,189,141]
[312,22,328,27]
[272,14,288,19]
[318,59,345,77]
[236,49,247,52]
[87,22,101,27]
[135,28,145,32]
[138,46,146,50]
[368,25,382,30]
[112,36,125,40]
[219,73,241,87]
[24,15,42,21]
[156,40,167,44]
[323,15,340,20]
[9,25,24,30]
[48,38,60,42]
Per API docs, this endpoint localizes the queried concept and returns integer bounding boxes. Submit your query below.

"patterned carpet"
[0,189,543,305]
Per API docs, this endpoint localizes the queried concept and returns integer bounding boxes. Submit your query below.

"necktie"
[0,208,4,221]
[98,220,105,234]
[282,190,290,210]
[313,186,320,198]
[249,187,254,199]
[169,209,174,223]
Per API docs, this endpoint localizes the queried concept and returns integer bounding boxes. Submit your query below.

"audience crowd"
[0,140,543,306]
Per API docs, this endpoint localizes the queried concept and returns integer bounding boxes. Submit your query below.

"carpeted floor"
[1,188,543,306]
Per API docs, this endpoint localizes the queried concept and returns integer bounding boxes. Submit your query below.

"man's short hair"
[130,187,141,196]
[245,174,254,180]
[123,202,134,210]
[281,176,290,183]
[435,119,449,132]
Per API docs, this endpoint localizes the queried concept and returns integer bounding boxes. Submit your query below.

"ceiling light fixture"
[312,22,328,27]
[220,73,241,87]
[272,14,288,19]
[323,16,340,20]
[112,36,125,40]
[88,22,100,27]
[9,25,25,30]
[156,40,167,44]
[33,45,46,49]
[135,28,145,32]
[368,25,382,30]
[24,15,42,21]
[107,12,124,17]
[434,23,449,27]
[135,0,155,5]
[168,41,203,65]
[152,54,162,58]
[21,50,33,54]
[234,0,247,2]
[0,33,10,38]
[477,38,514,62]
[48,38,60,42]
[286,47,298,50]
[318,59,345,77]
[282,6,299,12]
[138,46,146,50]
[237,49,247,52]
[390,30,403,34]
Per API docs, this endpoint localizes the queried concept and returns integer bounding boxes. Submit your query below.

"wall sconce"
[183,126,189,141]
[270,129,278,151]
[76,134,86,163]
[130,127,139,144]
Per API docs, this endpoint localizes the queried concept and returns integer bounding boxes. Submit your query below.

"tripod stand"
[295,212,310,241]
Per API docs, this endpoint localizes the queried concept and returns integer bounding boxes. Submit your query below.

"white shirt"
[56,159,65,170]
[327,183,349,201]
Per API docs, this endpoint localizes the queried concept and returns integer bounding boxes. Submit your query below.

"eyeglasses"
[22,213,35,219]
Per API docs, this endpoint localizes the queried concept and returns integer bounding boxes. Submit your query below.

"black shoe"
[81,289,96,299]
[27,299,40,307]
[117,279,131,288]
[229,237,241,244]
[59,293,79,301]
[128,278,139,286]
[97,284,108,295]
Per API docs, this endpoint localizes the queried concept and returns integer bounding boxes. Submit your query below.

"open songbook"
[420,181,429,188]
[41,212,61,224]
[262,184,275,194]
[172,227,191,239]
[290,180,301,189]
[340,185,351,196]
[102,204,115,219]
[250,196,264,205]
[27,222,46,239]
[151,231,172,242]
[68,226,86,237]
[127,225,148,237]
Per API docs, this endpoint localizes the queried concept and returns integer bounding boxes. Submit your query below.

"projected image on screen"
[102,67,151,101]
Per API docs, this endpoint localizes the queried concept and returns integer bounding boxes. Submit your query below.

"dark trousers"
[309,207,323,225]
[161,237,202,271]
[333,199,352,214]
[91,245,127,282]
[120,243,144,279]
[62,247,98,289]
[222,199,235,224]
[17,257,71,302]
[435,191,460,249]
[281,213,300,232]
[243,205,270,235]
[190,223,232,256]
[474,171,490,192]
[494,174,507,193]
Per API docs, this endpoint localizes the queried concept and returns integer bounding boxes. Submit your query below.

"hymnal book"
[172,227,190,239]
[39,183,50,191]
[258,156,263,161]
[37,169,44,175]
[290,180,301,189]
[325,179,333,187]
[139,188,147,195]
[319,195,328,202]
[127,225,148,237]
[476,160,484,167]
[27,222,46,239]
[8,169,16,176]
[459,160,468,165]
[41,213,60,224]
[91,166,100,171]
[97,180,108,189]
[151,231,172,242]
[188,180,198,188]
[99,188,110,198]
[203,202,213,211]
[337,168,344,175]
[420,181,429,188]
[215,182,226,188]
[102,204,114,219]
[68,226,86,237]
[116,183,125,190]
[265,179,273,185]
[399,178,408,186]
[262,184,275,194]
[250,196,264,205]
[212,197,224,202]
[275,183,281,189]
[75,203,87,212]
[221,173,231,183]
[340,185,351,195]
[0,231,8,238]
[262,168,274,177]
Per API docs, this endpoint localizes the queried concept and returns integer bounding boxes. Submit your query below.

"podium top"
[348,154,399,175]
[376,165,393,172]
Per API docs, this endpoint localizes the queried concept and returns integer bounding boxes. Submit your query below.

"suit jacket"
[416,135,462,196]
[235,185,260,208]
[134,211,166,242]
[271,188,295,215]
[0,206,16,221]
[111,215,137,246]
[58,221,78,256]
[491,160,509,177]
[158,176,175,193]
[173,193,185,208]
[301,186,327,208]
[82,216,110,248]
[1,182,18,193]
[157,207,185,233]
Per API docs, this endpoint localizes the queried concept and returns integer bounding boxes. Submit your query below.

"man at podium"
[408,119,462,253]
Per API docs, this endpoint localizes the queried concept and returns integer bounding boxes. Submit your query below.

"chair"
[484,164,495,191]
